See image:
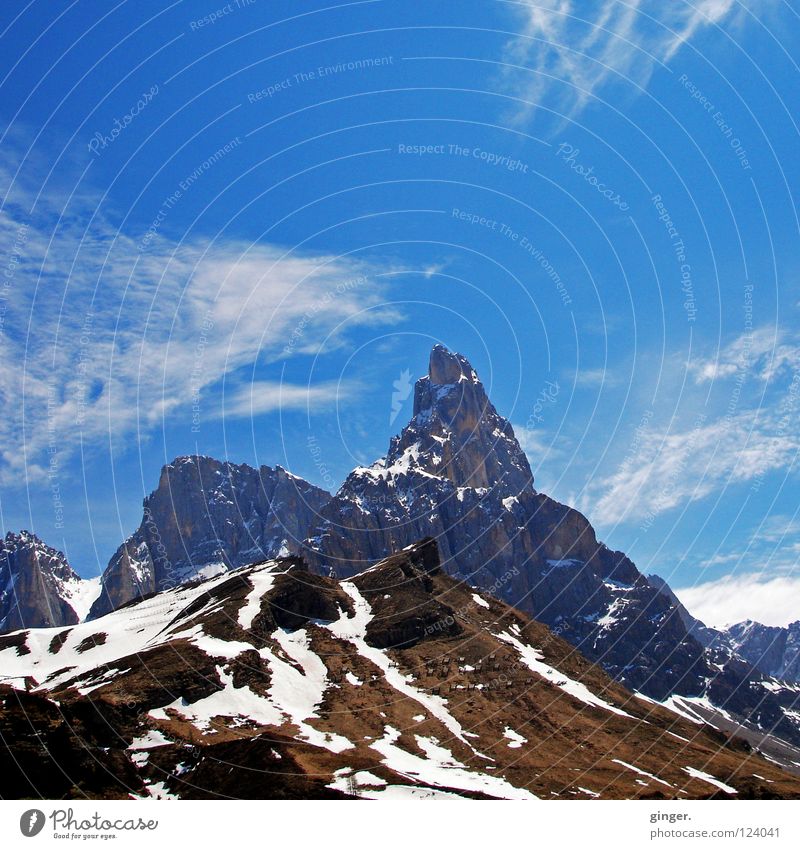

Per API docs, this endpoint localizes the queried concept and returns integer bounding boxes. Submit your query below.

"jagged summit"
[0,531,92,631]
[88,455,331,619]
[364,346,534,494]
[412,344,488,421]
[415,344,480,400]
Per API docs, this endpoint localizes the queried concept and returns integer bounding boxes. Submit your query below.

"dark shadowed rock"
[0,532,84,632]
[724,619,800,684]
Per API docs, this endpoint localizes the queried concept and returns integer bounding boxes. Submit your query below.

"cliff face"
[725,620,800,684]
[88,457,331,619]
[0,531,85,631]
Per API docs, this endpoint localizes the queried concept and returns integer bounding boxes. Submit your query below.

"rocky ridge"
[2,539,798,800]
[88,457,331,619]
[0,531,97,632]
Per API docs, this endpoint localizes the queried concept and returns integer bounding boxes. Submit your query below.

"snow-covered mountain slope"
[0,531,100,632]
[1,539,797,800]
[88,456,331,619]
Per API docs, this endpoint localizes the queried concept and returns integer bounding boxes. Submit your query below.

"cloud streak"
[689,325,800,384]
[503,0,761,119]
[580,408,800,526]
[0,169,403,483]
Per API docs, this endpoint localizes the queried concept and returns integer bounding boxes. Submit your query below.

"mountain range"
[2,345,800,791]
[2,539,798,799]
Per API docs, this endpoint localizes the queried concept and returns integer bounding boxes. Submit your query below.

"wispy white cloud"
[686,514,800,576]
[225,379,360,418]
[675,573,800,628]
[689,325,800,384]
[571,366,622,388]
[515,425,555,457]
[580,408,800,525]
[503,0,763,119]
[0,167,403,483]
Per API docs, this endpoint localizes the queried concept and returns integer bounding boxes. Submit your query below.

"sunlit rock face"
[88,456,330,619]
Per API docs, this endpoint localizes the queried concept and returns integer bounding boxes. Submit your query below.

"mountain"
[88,456,331,619]
[8,345,800,758]
[295,348,800,749]
[724,620,800,684]
[304,346,707,699]
[0,531,98,632]
[647,574,725,649]
[650,575,800,685]
[2,539,797,800]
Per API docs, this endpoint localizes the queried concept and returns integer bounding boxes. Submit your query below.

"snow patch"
[683,766,737,794]
[612,758,671,787]
[503,727,527,749]
[238,565,280,629]
[496,630,633,718]
[370,726,537,800]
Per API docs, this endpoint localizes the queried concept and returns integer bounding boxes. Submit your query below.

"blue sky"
[1,1,798,627]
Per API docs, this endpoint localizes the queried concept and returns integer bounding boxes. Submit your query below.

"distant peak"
[4,529,44,547]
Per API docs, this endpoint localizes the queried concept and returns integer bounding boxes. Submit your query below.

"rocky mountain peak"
[0,531,90,632]
[412,345,486,420]
[424,343,479,388]
[375,346,534,494]
[88,455,332,619]
[1,531,78,583]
